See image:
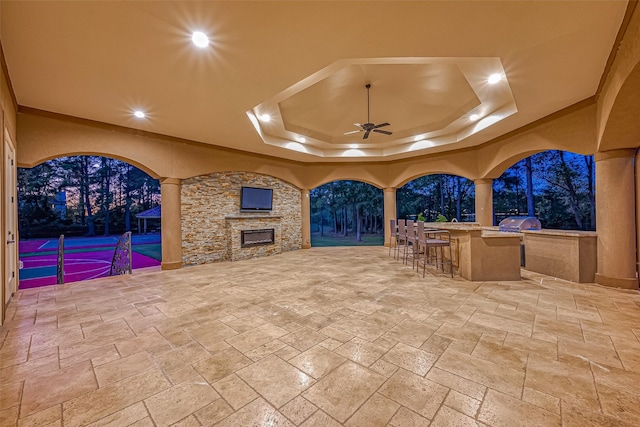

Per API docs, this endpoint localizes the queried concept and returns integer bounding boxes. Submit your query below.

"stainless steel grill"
[498,216,541,232]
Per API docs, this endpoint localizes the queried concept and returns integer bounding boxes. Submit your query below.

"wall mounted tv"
[240,186,273,211]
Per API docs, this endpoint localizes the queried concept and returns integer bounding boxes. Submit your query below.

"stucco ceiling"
[0,1,629,162]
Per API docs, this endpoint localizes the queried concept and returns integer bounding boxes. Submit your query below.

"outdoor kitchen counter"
[417,224,596,282]
[520,229,597,283]
[421,223,521,281]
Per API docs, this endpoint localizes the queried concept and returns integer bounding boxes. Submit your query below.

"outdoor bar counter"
[422,222,597,283]
[520,229,597,283]
[422,223,522,281]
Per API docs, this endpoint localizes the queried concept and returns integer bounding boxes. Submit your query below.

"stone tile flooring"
[1,246,640,426]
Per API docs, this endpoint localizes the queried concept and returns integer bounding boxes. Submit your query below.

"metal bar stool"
[396,219,407,261]
[403,220,415,265]
[425,230,453,277]
[411,221,426,271]
[389,219,398,258]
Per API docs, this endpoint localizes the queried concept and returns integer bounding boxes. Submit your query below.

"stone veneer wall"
[181,172,302,265]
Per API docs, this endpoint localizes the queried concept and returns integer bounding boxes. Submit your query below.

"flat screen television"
[240,186,273,211]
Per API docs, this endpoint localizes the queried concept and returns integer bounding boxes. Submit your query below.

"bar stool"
[416,226,430,278]
[396,219,407,261]
[403,220,415,265]
[389,219,398,258]
[411,221,425,270]
[425,230,453,277]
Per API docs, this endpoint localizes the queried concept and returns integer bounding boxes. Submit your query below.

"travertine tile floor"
[2,247,640,426]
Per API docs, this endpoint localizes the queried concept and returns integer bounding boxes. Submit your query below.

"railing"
[56,234,64,284]
[110,231,133,276]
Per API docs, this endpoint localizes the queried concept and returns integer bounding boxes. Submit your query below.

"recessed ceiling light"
[410,140,434,151]
[344,148,365,157]
[285,142,307,153]
[258,114,271,122]
[191,31,210,48]
[470,114,479,121]
[488,73,502,84]
[133,110,146,118]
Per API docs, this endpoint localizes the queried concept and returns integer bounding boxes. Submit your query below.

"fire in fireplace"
[241,228,275,248]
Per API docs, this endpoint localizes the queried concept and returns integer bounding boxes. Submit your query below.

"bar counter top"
[419,223,517,238]
[520,229,597,237]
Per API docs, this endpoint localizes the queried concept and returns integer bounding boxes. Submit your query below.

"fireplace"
[241,228,275,248]
[226,216,281,261]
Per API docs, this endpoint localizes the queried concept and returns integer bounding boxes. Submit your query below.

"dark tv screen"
[240,187,273,211]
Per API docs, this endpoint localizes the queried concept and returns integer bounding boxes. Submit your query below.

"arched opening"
[310,180,384,246]
[398,174,475,223]
[17,155,161,288]
[494,150,595,230]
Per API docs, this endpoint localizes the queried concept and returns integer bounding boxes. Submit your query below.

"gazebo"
[135,206,161,234]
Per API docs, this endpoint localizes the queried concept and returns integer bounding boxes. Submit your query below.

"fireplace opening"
[241,228,275,248]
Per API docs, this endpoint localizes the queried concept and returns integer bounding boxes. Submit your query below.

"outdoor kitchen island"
[423,223,522,281]
[424,222,597,283]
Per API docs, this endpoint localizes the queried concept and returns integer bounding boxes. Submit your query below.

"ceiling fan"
[344,83,393,140]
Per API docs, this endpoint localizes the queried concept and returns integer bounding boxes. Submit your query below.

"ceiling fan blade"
[353,123,362,127]
[343,130,361,135]
[362,130,371,139]
[373,129,393,135]
[373,122,390,129]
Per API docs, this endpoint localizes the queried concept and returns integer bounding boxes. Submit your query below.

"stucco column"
[474,179,494,226]
[383,187,397,247]
[595,149,637,289]
[160,178,183,270]
[301,189,311,249]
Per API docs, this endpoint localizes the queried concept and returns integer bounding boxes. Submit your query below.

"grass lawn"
[132,243,162,261]
[311,232,384,247]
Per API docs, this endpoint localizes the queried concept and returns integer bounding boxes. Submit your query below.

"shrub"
[436,214,448,222]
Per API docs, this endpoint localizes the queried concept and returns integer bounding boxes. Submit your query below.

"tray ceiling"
[0,1,628,162]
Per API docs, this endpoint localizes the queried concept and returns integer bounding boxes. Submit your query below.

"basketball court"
[18,234,162,289]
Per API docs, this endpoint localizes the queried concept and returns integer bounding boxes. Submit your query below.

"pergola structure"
[2,1,640,325]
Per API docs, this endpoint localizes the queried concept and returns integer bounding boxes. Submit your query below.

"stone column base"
[302,244,311,249]
[161,260,183,270]
[595,273,638,290]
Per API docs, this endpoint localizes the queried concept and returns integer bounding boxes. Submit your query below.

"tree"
[525,157,535,216]
[585,155,595,229]
[17,161,61,237]
[18,156,160,237]
[399,174,474,222]
[123,163,133,232]
[310,185,331,235]
[98,157,114,235]
[310,180,384,241]
[496,151,595,230]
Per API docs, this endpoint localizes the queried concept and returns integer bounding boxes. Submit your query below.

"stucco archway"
[598,62,640,152]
